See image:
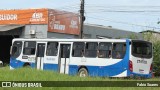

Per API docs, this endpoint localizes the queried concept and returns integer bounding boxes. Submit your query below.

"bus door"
[36,43,46,70]
[59,44,71,74]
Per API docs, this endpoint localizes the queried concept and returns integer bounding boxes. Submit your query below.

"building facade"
[0,8,79,63]
[83,24,142,39]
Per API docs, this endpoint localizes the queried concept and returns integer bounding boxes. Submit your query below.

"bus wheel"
[23,63,30,68]
[78,68,88,77]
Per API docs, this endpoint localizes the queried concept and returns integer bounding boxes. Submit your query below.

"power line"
[86,10,160,16]
[87,10,160,12]
[84,5,160,8]
[83,5,160,13]
[86,16,160,30]
[46,0,80,9]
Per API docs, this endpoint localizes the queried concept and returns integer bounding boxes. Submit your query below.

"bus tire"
[78,68,88,77]
[23,63,30,68]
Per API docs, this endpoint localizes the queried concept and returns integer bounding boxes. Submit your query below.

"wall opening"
[0,35,19,65]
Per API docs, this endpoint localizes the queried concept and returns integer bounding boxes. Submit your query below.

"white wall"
[20,25,48,38]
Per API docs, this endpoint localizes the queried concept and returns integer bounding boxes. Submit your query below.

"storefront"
[0,8,80,64]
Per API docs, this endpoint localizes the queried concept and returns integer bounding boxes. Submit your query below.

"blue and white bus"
[10,38,153,78]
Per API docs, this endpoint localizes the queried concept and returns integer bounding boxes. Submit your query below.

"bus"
[10,38,153,78]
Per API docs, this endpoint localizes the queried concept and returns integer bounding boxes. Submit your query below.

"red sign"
[48,9,80,35]
[0,9,48,24]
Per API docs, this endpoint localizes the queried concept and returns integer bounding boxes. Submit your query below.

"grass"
[0,67,160,90]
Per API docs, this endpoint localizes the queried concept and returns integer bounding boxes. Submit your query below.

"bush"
[141,32,160,76]
[153,41,160,76]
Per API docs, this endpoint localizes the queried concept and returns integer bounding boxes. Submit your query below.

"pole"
[79,0,85,39]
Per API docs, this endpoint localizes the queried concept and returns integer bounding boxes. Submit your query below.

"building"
[83,24,142,39]
[0,8,142,64]
[140,30,160,42]
[0,8,79,63]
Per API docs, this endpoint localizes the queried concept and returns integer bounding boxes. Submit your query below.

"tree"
[152,41,160,76]
[142,31,153,41]
[128,33,138,39]
[142,32,160,76]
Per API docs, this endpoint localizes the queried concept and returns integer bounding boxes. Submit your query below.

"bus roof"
[12,38,128,42]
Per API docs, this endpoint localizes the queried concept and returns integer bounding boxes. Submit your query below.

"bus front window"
[11,41,22,58]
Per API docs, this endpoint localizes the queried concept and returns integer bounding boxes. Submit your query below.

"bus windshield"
[132,40,152,58]
[11,41,22,58]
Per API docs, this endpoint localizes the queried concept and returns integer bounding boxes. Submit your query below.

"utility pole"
[79,0,85,39]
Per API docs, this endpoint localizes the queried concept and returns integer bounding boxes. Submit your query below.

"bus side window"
[23,41,36,55]
[112,43,126,59]
[72,42,85,57]
[85,42,98,57]
[11,41,22,58]
[98,42,112,58]
[46,42,58,56]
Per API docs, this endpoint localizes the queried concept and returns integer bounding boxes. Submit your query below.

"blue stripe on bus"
[43,64,58,71]
[10,57,58,71]
[131,72,152,78]
[10,57,25,68]
[10,57,36,68]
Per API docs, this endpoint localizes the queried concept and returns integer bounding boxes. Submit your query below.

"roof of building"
[0,25,24,32]
[84,23,138,33]
[140,30,160,34]
[84,23,142,39]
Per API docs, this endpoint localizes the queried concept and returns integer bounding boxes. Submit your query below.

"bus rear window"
[132,40,152,58]
[11,41,22,58]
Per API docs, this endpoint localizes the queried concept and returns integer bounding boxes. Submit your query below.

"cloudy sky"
[0,0,160,32]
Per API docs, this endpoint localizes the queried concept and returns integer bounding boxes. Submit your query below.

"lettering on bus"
[0,14,17,20]
[28,57,35,61]
[46,58,55,61]
[22,56,28,59]
[137,60,147,64]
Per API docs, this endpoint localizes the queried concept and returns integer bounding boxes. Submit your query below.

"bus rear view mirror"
[10,46,12,55]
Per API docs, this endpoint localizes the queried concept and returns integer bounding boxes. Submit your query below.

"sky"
[0,0,160,32]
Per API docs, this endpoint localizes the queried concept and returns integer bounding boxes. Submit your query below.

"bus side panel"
[10,57,36,69]
[43,63,58,71]
[10,57,25,69]
[68,51,130,77]
[87,39,130,77]
[68,65,79,75]
[68,40,131,77]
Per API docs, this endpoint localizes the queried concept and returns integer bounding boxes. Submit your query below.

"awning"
[0,25,24,32]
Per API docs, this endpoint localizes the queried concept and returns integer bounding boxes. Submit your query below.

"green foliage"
[0,67,159,81]
[153,41,160,76]
[128,33,138,39]
[142,32,153,41]
[142,31,160,76]
[0,67,159,90]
